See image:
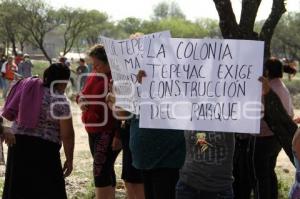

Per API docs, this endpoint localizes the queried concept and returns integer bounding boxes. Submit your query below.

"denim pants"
[2,79,10,99]
[289,152,300,199]
[176,180,234,199]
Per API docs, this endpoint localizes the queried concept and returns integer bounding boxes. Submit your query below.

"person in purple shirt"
[2,63,75,199]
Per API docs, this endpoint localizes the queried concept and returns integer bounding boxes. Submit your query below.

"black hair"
[43,63,71,88]
[79,58,85,63]
[89,44,108,64]
[265,58,297,79]
[283,63,297,76]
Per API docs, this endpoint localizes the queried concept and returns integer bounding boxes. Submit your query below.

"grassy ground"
[31,60,49,77]
[283,73,300,109]
[0,61,297,198]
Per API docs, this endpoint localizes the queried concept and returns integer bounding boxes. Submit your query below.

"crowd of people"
[0,53,91,100]
[0,53,32,99]
[0,42,299,199]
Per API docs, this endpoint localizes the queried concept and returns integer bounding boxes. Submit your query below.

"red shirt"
[77,72,115,133]
[5,63,17,80]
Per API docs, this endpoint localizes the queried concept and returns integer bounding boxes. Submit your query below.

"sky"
[49,0,300,22]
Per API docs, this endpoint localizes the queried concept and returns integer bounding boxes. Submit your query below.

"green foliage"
[56,8,95,55]
[271,12,300,60]
[0,0,297,63]
[276,167,294,199]
[80,10,110,45]
[152,1,185,20]
[195,18,222,38]
[140,17,220,39]
[31,60,49,77]
[153,2,169,20]
[117,17,143,35]
[0,0,30,55]
[114,2,220,39]
[283,73,300,109]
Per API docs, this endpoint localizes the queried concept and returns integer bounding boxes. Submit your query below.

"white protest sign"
[101,31,171,114]
[139,37,264,134]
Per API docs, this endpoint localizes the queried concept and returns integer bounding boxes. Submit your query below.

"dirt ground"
[68,104,297,198]
[0,103,297,199]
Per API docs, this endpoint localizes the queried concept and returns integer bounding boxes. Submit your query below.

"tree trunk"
[2,42,6,56]
[213,0,296,167]
[11,38,18,56]
[20,41,25,53]
[39,44,52,64]
[5,41,9,56]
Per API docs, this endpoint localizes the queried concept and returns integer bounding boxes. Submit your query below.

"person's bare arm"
[0,117,15,147]
[2,127,16,147]
[106,92,131,119]
[60,118,75,177]
[294,117,300,124]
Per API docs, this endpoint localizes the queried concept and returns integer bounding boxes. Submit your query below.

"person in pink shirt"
[254,58,296,199]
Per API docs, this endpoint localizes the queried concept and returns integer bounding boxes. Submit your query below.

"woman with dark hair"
[77,44,120,199]
[2,63,75,199]
[254,58,295,199]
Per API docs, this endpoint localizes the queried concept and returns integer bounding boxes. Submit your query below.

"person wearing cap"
[18,54,33,78]
[59,57,71,68]
[15,52,23,66]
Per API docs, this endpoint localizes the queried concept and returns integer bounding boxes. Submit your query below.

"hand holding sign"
[139,37,264,134]
[259,76,270,96]
[101,31,171,114]
[137,70,146,84]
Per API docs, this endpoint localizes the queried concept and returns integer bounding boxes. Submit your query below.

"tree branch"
[239,0,262,35]
[212,0,241,39]
[260,0,286,58]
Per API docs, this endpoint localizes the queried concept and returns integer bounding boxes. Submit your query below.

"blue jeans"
[2,79,10,99]
[176,180,234,199]
[289,152,300,199]
[0,76,4,89]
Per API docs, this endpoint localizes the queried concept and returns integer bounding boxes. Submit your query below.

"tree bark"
[20,41,25,52]
[259,0,286,58]
[213,0,296,167]
[39,43,52,64]
[214,0,286,53]
[239,0,262,39]
[212,0,241,39]
[11,37,17,56]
